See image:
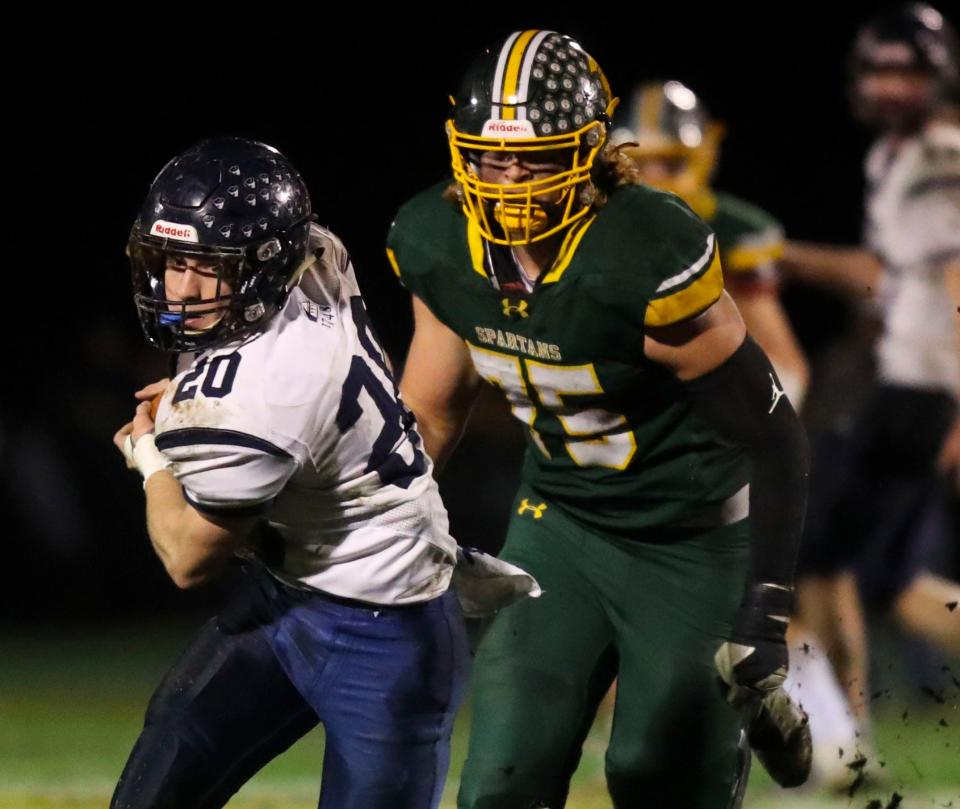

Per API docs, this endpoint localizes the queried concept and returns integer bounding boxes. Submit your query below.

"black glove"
[715,582,792,704]
[715,582,812,788]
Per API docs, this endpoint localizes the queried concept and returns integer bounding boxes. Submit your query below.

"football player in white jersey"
[111,137,537,809]
[780,3,960,787]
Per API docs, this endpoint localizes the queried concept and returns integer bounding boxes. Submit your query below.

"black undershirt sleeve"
[683,336,810,592]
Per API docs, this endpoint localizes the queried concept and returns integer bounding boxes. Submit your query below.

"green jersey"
[387,182,749,538]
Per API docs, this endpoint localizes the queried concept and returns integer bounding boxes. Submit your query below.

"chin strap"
[286,246,325,291]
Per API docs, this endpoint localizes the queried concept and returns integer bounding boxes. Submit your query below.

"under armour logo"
[517,498,547,519]
[768,373,786,414]
[502,298,529,319]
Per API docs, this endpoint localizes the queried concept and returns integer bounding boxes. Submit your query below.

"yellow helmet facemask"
[447,118,610,245]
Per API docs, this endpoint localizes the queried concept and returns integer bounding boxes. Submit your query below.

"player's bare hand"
[114,401,156,467]
[135,378,171,402]
[113,421,137,469]
[130,400,156,441]
[133,378,169,422]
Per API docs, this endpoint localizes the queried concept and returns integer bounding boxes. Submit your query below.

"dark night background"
[3,3,953,622]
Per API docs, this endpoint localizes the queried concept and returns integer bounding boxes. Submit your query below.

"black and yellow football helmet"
[447,30,617,245]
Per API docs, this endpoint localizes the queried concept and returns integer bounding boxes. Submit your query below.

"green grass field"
[2,623,957,809]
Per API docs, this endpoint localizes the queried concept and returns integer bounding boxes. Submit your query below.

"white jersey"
[864,121,960,394]
[153,225,456,605]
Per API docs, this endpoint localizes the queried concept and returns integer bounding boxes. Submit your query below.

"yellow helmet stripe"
[500,29,540,120]
[516,30,553,119]
[491,31,522,119]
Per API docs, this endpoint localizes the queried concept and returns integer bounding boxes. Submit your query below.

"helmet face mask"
[128,137,313,353]
[449,120,607,244]
[447,30,616,246]
[130,238,271,352]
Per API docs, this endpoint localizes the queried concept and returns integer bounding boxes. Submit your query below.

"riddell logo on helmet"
[150,220,199,243]
[482,120,536,138]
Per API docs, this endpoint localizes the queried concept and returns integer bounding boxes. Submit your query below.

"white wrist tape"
[123,433,169,485]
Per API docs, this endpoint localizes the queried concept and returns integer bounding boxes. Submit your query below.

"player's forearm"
[687,338,809,698]
[684,337,810,590]
[402,295,482,471]
[400,393,472,473]
[143,472,232,589]
[781,241,882,298]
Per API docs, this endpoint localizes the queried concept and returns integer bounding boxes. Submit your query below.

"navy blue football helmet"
[128,137,314,352]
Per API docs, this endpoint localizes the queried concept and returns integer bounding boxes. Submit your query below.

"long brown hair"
[591,142,642,207]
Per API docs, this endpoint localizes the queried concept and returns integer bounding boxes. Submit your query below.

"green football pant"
[458,489,750,809]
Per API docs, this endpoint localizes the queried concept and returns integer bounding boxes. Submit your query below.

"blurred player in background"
[389,29,811,809]
[611,79,810,411]
[111,136,536,809]
[780,1,960,786]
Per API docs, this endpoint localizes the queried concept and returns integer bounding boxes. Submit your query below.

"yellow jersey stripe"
[385,247,401,278]
[466,212,594,285]
[541,214,596,284]
[466,218,487,278]
[645,244,724,327]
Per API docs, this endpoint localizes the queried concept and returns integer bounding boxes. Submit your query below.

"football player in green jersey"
[387,30,810,809]
[611,80,810,411]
